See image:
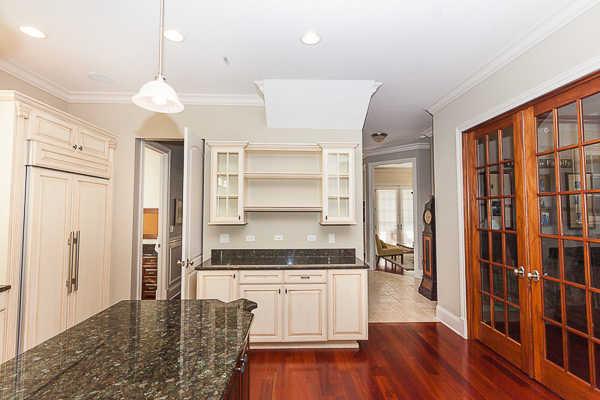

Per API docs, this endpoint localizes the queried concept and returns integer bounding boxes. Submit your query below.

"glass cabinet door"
[322,146,355,224]
[210,146,245,224]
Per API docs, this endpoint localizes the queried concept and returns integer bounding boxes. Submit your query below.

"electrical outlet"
[329,234,335,244]
[307,235,317,242]
[170,226,174,233]
[246,235,255,242]
[274,235,283,241]
[220,234,229,244]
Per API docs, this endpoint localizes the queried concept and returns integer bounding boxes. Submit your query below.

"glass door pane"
[375,189,398,244]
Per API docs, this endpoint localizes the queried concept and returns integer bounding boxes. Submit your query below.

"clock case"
[419,195,437,301]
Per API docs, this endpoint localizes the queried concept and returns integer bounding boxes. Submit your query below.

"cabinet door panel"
[239,285,283,342]
[77,128,110,160]
[70,175,110,326]
[284,284,327,342]
[328,270,368,340]
[21,168,72,351]
[29,110,76,150]
[197,272,239,302]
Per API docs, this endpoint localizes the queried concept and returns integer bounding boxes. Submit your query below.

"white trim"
[251,341,359,349]
[364,142,430,158]
[366,157,420,278]
[425,0,600,114]
[0,55,70,101]
[449,55,600,342]
[436,305,467,338]
[254,80,383,96]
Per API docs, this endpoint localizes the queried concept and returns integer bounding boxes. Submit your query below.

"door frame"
[366,158,419,276]
[132,139,171,300]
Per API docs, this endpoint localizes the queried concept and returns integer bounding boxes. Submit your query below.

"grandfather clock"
[419,196,437,300]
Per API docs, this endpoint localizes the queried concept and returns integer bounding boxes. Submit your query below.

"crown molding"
[425,0,600,114]
[255,80,383,96]
[0,55,70,101]
[68,91,264,106]
[364,142,430,158]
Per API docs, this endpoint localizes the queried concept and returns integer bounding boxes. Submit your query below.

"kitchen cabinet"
[0,91,116,361]
[239,284,283,342]
[224,339,250,400]
[328,270,368,340]
[208,143,246,225]
[284,284,327,342]
[321,144,356,225]
[206,142,358,225]
[197,271,239,302]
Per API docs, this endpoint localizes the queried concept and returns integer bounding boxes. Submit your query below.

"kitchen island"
[196,249,368,348]
[0,299,256,399]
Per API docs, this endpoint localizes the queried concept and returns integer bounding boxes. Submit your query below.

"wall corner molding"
[436,305,467,338]
[425,0,600,114]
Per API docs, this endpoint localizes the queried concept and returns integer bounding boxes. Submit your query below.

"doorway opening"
[135,140,184,300]
[368,161,437,322]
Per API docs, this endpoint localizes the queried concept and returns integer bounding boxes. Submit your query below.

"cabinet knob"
[78,146,83,151]
[325,215,328,220]
[239,215,241,220]
[72,144,77,150]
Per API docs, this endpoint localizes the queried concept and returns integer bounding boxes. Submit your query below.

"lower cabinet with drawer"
[197,269,367,348]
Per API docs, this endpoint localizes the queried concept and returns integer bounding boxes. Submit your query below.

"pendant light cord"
[158,0,164,77]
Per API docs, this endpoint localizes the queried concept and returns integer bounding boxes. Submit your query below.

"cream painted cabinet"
[21,169,111,351]
[76,127,111,160]
[328,270,368,340]
[208,143,246,225]
[0,292,7,362]
[239,284,283,342]
[321,144,357,225]
[197,271,239,302]
[284,284,327,342]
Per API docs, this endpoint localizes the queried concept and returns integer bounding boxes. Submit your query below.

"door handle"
[177,259,187,267]
[66,231,75,293]
[74,231,81,291]
[513,266,525,279]
[527,270,540,282]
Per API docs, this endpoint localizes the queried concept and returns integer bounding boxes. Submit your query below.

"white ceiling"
[0,0,586,151]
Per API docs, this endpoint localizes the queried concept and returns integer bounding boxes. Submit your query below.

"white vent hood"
[255,80,382,130]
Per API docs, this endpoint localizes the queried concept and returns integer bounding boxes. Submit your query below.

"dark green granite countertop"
[0,285,10,293]
[198,257,367,270]
[0,299,256,399]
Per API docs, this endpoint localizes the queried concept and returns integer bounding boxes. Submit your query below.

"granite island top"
[198,257,367,270]
[0,299,256,399]
[0,285,10,293]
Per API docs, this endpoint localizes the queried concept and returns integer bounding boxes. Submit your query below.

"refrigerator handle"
[66,231,74,293]
[74,231,81,291]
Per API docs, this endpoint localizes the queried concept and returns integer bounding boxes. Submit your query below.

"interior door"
[526,88,600,398]
[70,175,109,326]
[399,188,414,247]
[20,167,72,351]
[181,127,205,299]
[375,188,399,244]
[466,113,532,373]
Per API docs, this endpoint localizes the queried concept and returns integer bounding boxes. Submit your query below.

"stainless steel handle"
[513,266,525,279]
[74,231,81,291]
[527,270,540,282]
[236,362,246,374]
[66,231,75,293]
[240,354,248,363]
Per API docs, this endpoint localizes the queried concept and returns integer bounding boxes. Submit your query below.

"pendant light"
[133,0,184,113]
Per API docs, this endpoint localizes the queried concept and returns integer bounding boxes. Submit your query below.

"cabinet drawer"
[29,109,77,150]
[0,292,6,311]
[28,141,112,179]
[77,127,110,160]
[284,270,327,284]
[239,270,283,284]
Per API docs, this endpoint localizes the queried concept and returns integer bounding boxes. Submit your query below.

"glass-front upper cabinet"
[321,143,358,225]
[209,143,246,225]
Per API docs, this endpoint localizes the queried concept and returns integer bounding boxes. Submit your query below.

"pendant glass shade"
[133,75,184,113]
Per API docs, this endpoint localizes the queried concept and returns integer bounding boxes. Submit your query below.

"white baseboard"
[436,305,467,339]
[251,341,359,349]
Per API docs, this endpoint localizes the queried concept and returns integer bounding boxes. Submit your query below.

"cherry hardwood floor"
[249,323,560,399]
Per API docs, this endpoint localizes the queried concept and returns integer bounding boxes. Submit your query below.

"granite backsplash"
[210,248,356,266]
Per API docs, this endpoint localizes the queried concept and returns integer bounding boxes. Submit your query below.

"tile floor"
[368,269,438,322]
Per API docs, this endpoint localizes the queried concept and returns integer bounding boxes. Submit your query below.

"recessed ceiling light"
[163,29,185,42]
[88,73,115,84]
[18,26,47,39]
[301,31,321,45]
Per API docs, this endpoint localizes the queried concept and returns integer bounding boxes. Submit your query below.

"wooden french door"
[466,113,532,373]
[466,72,600,398]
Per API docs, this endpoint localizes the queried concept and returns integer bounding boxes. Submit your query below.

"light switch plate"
[220,234,230,244]
[246,235,255,242]
[307,235,317,242]
[274,235,284,241]
[329,234,335,244]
